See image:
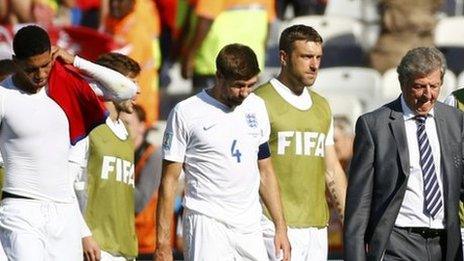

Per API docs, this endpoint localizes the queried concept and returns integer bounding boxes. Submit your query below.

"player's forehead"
[290,40,322,56]
[17,51,52,69]
[227,75,258,87]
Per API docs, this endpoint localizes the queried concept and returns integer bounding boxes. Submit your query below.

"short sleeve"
[258,99,271,145]
[162,106,189,163]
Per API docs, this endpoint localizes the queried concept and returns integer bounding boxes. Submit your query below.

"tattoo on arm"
[327,177,345,221]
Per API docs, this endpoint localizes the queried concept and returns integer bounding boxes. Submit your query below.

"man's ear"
[11,55,21,70]
[279,50,287,67]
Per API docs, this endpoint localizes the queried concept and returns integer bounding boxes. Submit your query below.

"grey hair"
[397,47,447,88]
[334,116,353,134]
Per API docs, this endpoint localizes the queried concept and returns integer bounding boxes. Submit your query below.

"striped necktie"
[415,115,443,219]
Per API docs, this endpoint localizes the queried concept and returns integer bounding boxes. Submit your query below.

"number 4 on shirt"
[231,140,242,163]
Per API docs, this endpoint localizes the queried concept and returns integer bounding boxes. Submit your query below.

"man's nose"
[422,85,434,99]
[309,57,320,70]
[239,87,251,98]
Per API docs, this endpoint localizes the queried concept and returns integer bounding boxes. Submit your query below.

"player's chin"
[34,79,48,88]
[416,102,435,114]
[303,78,316,87]
[231,99,244,106]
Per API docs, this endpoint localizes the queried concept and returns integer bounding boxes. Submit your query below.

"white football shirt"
[163,90,270,232]
[0,76,73,202]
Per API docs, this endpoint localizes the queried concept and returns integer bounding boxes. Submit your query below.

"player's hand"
[51,46,75,64]
[154,244,173,261]
[82,236,101,261]
[274,227,291,261]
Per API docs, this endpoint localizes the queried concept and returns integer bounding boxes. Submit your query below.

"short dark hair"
[216,44,260,81]
[96,52,141,77]
[13,25,51,60]
[279,24,323,54]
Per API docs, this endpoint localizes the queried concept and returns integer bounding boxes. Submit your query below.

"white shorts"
[0,198,82,261]
[183,209,268,261]
[262,216,328,261]
[100,250,129,261]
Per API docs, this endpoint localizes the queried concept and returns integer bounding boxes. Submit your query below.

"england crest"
[245,113,258,128]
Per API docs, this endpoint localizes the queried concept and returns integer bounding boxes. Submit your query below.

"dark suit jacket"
[344,97,464,261]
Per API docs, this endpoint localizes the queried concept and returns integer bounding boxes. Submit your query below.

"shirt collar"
[400,94,435,121]
[270,78,311,97]
[105,117,129,140]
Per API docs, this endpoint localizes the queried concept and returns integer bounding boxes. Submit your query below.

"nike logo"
[203,124,216,131]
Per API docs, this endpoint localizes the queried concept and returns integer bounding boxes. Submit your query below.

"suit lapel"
[389,98,410,176]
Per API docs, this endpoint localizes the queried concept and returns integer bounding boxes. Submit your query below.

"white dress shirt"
[395,95,445,229]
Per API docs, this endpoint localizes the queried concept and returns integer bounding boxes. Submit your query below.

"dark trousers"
[383,226,446,261]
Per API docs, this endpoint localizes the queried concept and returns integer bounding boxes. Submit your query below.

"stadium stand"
[312,66,382,112]
[435,17,464,75]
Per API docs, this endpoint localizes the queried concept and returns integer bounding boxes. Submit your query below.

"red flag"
[47,59,108,145]
[58,26,116,61]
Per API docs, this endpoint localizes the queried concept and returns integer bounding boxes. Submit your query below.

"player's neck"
[109,112,119,122]
[277,74,305,96]
[206,87,233,108]
[105,102,119,122]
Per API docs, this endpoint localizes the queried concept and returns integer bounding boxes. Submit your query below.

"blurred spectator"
[180,0,276,92]
[0,0,8,23]
[0,0,74,27]
[75,0,101,28]
[275,0,326,19]
[104,0,161,125]
[333,116,354,172]
[156,0,190,89]
[369,0,443,73]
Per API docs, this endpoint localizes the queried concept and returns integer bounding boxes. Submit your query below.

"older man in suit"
[344,47,464,261]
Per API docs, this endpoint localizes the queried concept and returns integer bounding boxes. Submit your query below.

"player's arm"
[69,164,101,261]
[180,16,213,79]
[258,146,291,261]
[69,138,101,261]
[155,160,183,261]
[323,118,347,222]
[51,47,137,101]
[324,145,347,222]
